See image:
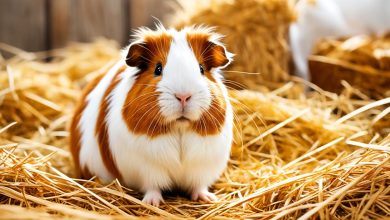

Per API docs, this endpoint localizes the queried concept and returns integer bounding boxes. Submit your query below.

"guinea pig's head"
[124,25,232,134]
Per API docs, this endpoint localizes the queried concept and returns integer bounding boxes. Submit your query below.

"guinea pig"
[290,0,390,80]
[69,25,234,206]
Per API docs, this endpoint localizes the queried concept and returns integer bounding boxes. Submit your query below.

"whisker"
[124,99,160,122]
[147,109,164,136]
[122,92,160,108]
[198,92,263,139]
[132,100,161,131]
[200,106,221,132]
[221,80,248,90]
[224,70,262,75]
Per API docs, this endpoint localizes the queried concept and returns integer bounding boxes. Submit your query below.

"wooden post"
[48,0,70,49]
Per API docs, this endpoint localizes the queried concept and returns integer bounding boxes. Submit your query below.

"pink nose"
[175,93,192,107]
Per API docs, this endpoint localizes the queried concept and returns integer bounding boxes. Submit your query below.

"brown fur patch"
[95,65,126,180]
[123,34,173,137]
[187,33,229,75]
[70,74,105,178]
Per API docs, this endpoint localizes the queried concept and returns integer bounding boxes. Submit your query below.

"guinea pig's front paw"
[142,189,164,207]
[191,188,217,203]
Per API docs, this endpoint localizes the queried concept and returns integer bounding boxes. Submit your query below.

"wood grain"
[68,0,127,45]
[0,0,47,52]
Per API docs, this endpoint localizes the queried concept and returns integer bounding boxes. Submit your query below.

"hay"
[170,0,296,90]
[310,34,390,98]
[0,39,389,219]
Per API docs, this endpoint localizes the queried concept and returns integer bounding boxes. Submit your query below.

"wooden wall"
[0,0,174,51]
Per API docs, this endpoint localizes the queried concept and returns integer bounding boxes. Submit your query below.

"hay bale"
[171,0,296,90]
[309,35,390,98]
[0,40,390,219]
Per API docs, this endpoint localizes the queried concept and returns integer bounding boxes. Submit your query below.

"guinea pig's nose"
[175,93,192,107]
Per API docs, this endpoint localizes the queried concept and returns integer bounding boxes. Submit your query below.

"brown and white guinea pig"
[69,25,233,206]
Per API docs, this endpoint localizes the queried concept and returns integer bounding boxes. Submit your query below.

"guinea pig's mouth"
[176,116,190,122]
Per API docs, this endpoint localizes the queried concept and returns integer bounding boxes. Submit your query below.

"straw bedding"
[1,39,389,219]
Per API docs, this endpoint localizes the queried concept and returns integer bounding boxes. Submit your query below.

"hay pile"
[1,39,390,219]
[310,35,390,98]
[171,0,296,90]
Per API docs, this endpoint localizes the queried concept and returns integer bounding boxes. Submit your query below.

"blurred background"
[0,0,174,51]
[0,0,389,97]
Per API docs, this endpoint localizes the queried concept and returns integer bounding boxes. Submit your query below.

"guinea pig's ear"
[204,41,232,69]
[189,34,233,70]
[125,42,146,67]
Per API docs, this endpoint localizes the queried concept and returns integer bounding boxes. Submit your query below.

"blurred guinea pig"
[290,0,390,80]
[69,25,234,206]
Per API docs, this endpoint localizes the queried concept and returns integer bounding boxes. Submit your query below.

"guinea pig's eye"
[154,63,163,76]
[199,64,204,75]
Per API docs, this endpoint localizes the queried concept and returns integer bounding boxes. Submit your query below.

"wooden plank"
[48,0,70,49]
[68,0,127,45]
[0,0,47,51]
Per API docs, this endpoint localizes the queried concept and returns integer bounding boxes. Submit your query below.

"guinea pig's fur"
[70,25,233,206]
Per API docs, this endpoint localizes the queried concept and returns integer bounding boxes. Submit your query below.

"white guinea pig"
[70,25,234,206]
[290,0,390,80]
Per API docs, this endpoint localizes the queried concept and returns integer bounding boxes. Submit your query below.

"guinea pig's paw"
[191,188,218,203]
[142,189,164,207]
